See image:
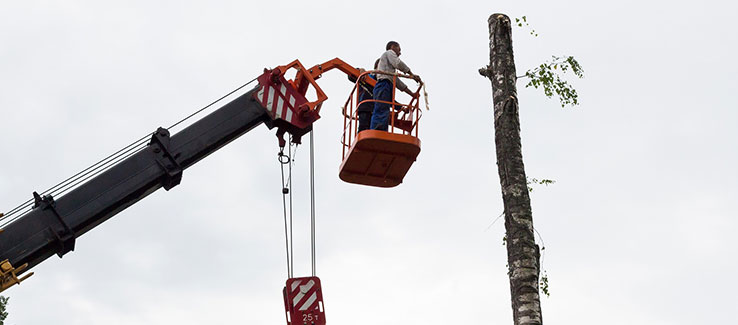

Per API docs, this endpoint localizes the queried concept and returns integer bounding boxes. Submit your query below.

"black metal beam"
[0,87,270,274]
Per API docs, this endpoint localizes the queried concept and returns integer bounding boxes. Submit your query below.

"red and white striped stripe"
[256,83,297,123]
[289,278,319,311]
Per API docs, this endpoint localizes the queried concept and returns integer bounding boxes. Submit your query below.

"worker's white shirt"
[376,50,411,91]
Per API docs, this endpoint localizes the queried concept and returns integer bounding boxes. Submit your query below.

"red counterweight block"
[283,277,326,325]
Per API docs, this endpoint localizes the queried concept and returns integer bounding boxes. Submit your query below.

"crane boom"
[0,56,421,293]
[0,87,271,291]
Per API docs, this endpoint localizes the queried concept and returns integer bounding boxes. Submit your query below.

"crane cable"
[278,141,295,278]
[309,130,316,276]
[277,130,317,278]
[0,77,259,229]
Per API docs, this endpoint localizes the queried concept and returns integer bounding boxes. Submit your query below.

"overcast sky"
[1,1,736,324]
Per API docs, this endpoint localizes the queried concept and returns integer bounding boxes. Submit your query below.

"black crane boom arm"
[0,87,271,284]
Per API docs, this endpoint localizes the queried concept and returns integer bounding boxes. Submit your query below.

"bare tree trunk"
[479,13,543,325]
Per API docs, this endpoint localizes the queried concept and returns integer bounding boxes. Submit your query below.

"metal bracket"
[33,192,76,257]
[149,127,183,191]
[0,260,33,293]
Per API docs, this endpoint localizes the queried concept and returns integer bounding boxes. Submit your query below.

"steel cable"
[167,77,258,131]
[0,139,151,228]
[1,135,151,219]
[1,77,259,228]
[288,139,294,277]
[0,143,148,229]
[279,147,293,278]
[309,130,316,276]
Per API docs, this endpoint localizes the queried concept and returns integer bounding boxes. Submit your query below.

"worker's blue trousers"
[370,80,393,131]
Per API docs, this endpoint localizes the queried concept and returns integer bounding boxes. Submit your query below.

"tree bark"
[479,13,543,325]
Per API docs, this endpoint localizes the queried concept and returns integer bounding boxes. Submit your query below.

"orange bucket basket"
[339,71,423,187]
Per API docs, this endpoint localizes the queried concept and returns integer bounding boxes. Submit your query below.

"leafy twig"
[521,55,584,107]
[527,177,556,192]
[540,271,550,297]
[0,296,9,324]
[514,16,538,37]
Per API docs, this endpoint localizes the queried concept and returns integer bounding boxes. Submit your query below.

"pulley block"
[283,276,326,325]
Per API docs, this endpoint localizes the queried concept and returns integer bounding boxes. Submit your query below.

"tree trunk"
[479,13,543,325]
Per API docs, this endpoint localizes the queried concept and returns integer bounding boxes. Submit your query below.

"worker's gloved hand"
[412,74,422,83]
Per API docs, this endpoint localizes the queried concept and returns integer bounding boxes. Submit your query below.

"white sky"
[1,1,736,324]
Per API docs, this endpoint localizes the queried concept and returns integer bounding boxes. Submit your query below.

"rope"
[422,83,430,111]
[0,77,259,229]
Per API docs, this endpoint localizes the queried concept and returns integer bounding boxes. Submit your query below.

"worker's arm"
[392,75,418,97]
[383,51,420,95]
[395,78,411,96]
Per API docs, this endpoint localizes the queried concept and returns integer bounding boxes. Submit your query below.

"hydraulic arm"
[0,56,421,294]
[0,88,271,291]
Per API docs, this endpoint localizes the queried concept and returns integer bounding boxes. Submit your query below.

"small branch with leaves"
[0,295,8,324]
[527,177,556,192]
[520,56,584,107]
[509,16,585,108]
[515,16,538,37]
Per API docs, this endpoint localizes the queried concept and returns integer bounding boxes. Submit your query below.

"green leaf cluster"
[0,296,8,325]
[540,272,550,297]
[514,16,538,37]
[523,56,584,108]
[527,177,556,192]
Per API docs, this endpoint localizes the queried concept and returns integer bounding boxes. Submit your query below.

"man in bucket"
[370,41,421,131]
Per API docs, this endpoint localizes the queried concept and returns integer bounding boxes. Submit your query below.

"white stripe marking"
[291,281,300,292]
[286,107,293,122]
[292,280,315,306]
[289,95,296,108]
[266,86,275,113]
[292,291,304,306]
[299,292,317,311]
[301,280,315,293]
[277,95,284,118]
